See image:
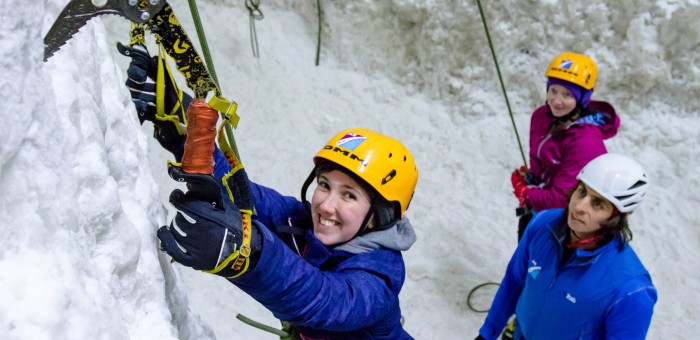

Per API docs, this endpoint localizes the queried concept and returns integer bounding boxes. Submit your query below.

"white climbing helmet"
[577,153,650,213]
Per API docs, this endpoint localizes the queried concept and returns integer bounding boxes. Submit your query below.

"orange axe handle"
[181,98,218,174]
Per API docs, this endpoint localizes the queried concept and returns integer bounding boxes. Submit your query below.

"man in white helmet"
[477,153,657,340]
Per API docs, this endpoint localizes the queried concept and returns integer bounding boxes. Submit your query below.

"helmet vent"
[388,153,393,158]
[628,180,647,190]
[403,155,407,161]
[615,193,635,201]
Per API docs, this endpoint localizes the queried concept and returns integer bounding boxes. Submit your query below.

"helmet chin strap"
[355,210,374,237]
[300,168,317,205]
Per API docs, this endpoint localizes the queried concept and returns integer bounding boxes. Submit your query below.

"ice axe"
[43,0,165,62]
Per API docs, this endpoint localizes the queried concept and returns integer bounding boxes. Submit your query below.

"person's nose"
[551,93,565,105]
[572,196,590,214]
[318,192,337,215]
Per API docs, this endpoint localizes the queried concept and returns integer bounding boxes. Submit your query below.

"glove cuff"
[205,211,262,278]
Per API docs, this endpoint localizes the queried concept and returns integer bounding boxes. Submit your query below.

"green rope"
[236,314,298,339]
[315,0,322,66]
[187,0,218,86]
[236,314,289,337]
[466,282,499,313]
[186,0,242,161]
[474,0,528,169]
[245,0,264,58]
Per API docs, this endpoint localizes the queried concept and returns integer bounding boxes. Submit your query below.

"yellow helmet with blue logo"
[545,52,598,90]
[314,128,418,218]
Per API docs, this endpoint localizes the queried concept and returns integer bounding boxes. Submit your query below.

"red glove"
[511,166,529,208]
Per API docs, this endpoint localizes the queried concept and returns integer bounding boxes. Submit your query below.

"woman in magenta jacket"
[511,52,620,240]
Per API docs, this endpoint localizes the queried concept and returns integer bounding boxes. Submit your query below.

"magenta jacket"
[526,101,619,210]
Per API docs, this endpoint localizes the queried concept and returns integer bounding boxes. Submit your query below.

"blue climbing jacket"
[479,208,657,340]
[217,153,416,339]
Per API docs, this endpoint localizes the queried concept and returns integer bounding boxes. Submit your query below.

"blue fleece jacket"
[479,208,657,340]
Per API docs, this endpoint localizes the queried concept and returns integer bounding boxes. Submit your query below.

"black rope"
[245,0,264,58]
[466,282,499,313]
[315,0,322,65]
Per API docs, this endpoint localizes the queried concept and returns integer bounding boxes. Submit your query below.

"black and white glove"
[117,42,190,160]
[157,187,262,278]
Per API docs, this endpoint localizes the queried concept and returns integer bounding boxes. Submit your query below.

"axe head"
[44,0,166,61]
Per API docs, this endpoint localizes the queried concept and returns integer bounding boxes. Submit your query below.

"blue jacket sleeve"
[212,145,308,230]
[212,145,231,180]
[231,225,399,331]
[478,217,536,340]
[604,278,657,339]
[249,181,309,231]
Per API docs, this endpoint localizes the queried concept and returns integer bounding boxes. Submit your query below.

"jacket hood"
[566,101,619,140]
[334,218,416,254]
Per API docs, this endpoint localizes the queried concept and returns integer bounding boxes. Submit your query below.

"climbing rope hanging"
[465,0,530,313]
[315,0,322,65]
[245,0,264,58]
[186,0,242,160]
[187,0,219,85]
[475,0,528,169]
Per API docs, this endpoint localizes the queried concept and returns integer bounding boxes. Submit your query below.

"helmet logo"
[559,59,573,70]
[381,169,397,185]
[335,132,367,151]
[322,145,368,166]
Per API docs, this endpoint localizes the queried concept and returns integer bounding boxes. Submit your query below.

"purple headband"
[547,77,592,108]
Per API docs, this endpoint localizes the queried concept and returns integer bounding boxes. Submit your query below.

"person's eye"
[577,186,586,197]
[343,191,357,200]
[593,199,606,209]
[317,180,330,190]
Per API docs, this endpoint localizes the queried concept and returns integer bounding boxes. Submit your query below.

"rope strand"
[315,0,322,66]
[475,0,528,169]
[246,0,264,58]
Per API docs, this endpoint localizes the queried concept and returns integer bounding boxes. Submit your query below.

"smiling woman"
[511,52,621,242]
[477,153,656,340]
[157,124,420,339]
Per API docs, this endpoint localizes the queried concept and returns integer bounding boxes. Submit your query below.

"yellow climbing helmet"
[545,52,598,90]
[313,128,418,218]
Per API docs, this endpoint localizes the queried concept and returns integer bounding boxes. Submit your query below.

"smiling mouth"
[318,217,337,227]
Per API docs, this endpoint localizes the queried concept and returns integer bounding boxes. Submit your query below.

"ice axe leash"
[475,0,527,170]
